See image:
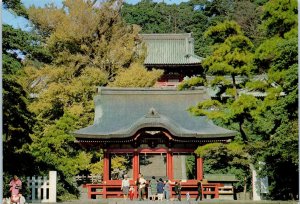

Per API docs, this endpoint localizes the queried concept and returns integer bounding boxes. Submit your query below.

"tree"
[121,0,213,56]
[109,63,163,87]
[195,142,250,192]
[121,0,177,34]
[260,0,297,38]
[2,13,45,172]
[3,0,28,17]
[190,0,298,199]
[232,0,263,45]
[28,0,144,79]
[191,21,256,142]
[18,0,153,199]
[251,1,298,198]
[183,20,258,196]
[2,1,54,196]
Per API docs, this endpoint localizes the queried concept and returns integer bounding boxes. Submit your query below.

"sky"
[3,0,189,31]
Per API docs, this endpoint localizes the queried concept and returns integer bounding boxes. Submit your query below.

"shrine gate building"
[74,87,236,199]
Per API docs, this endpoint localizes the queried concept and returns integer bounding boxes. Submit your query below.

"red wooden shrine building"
[74,33,236,199]
[74,87,236,199]
[140,33,204,87]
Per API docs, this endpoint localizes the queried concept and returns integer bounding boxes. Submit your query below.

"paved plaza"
[28,199,299,204]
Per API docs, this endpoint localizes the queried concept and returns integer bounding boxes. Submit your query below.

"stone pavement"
[28,198,299,204]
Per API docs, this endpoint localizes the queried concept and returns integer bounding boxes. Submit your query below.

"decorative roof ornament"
[146,107,160,118]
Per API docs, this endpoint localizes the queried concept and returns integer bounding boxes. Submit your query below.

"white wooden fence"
[27,171,57,203]
[75,174,102,184]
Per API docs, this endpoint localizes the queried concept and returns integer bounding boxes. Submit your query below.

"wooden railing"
[85,181,224,199]
[202,183,223,199]
[218,186,234,199]
[86,180,135,199]
[218,186,234,194]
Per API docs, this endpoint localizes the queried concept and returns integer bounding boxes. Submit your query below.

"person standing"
[195,180,203,201]
[157,178,164,201]
[9,175,22,203]
[163,180,171,201]
[121,174,130,200]
[150,176,158,200]
[138,174,147,201]
[174,181,182,201]
[9,175,22,196]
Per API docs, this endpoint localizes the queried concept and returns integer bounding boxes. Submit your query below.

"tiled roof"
[140,33,203,65]
[74,87,236,139]
[205,174,239,182]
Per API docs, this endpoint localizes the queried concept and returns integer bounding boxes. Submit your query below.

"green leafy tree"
[2,1,54,196]
[231,0,263,45]
[260,0,297,38]
[183,20,258,196]
[3,9,44,169]
[191,0,298,199]
[121,0,213,56]
[109,63,163,87]
[190,21,256,142]
[17,0,152,199]
[178,76,206,90]
[3,0,28,17]
[195,142,250,192]
[121,0,176,34]
[110,155,129,179]
[251,0,298,198]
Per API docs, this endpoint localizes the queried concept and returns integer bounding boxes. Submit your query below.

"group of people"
[3,175,26,204]
[121,173,203,201]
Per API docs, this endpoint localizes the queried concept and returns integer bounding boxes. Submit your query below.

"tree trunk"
[239,120,248,143]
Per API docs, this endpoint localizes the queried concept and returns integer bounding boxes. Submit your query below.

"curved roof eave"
[74,87,237,141]
[74,114,237,140]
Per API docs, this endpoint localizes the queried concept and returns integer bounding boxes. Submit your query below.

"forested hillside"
[3,0,298,200]
[122,0,264,57]
[122,0,298,199]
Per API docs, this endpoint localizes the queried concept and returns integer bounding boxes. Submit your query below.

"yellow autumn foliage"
[109,63,163,87]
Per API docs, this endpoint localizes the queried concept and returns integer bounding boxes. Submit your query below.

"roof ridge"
[140,33,192,40]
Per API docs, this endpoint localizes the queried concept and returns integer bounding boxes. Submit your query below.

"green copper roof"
[204,174,239,182]
[140,33,203,65]
[74,87,236,139]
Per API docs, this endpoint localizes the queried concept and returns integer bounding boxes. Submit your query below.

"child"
[186,192,190,201]
[129,185,135,200]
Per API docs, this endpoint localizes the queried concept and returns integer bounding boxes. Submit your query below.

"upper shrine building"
[140,33,203,87]
[74,33,237,199]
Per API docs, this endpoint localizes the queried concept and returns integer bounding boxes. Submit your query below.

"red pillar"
[167,149,173,179]
[197,157,204,180]
[103,149,109,198]
[133,150,139,198]
[133,150,139,180]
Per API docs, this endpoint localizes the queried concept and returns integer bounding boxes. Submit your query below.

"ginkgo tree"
[18,0,161,200]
